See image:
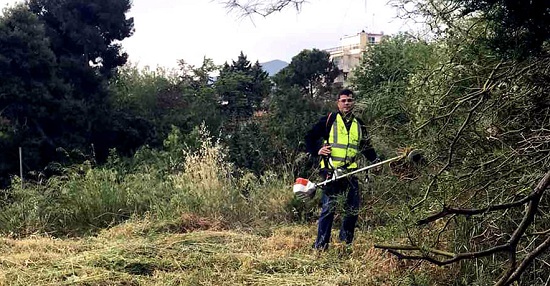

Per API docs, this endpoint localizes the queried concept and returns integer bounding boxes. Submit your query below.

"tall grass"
[168,125,293,225]
[0,162,176,236]
[0,125,295,237]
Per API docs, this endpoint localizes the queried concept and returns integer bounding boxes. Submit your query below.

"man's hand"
[318,145,332,156]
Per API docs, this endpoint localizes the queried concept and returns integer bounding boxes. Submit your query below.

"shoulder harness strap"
[326,112,333,130]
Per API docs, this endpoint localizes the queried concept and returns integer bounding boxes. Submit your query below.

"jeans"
[314,175,360,250]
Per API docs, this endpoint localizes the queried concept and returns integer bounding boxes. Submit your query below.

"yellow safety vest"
[320,113,362,169]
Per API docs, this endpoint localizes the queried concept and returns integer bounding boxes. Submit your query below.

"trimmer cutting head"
[293,178,316,200]
[406,148,423,163]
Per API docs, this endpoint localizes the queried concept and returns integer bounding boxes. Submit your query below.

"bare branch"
[529,229,550,236]
[506,171,550,248]
[498,236,550,286]
[376,170,550,281]
[375,244,455,257]
[375,242,510,266]
[417,193,535,225]
[411,93,486,209]
[220,0,308,17]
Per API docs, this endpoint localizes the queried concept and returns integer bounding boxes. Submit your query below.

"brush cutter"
[293,149,423,200]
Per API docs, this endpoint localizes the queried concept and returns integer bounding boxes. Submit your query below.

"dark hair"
[337,89,354,100]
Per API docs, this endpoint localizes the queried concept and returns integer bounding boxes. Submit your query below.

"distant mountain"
[260,59,288,76]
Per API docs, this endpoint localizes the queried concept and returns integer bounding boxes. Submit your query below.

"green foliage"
[452,0,550,58]
[264,86,331,177]
[356,2,550,284]
[274,48,340,98]
[0,5,58,187]
[214,52,276,174]
[107,61,223,156]
[220,82,331,177]
[0,0,134,185]
[109,64,177,117]
[351,33,437,151]
[232,49,340,179]
[28,0,134,78]
[26,0,135,152]
[216,52,272,121]
[174,58,223,136]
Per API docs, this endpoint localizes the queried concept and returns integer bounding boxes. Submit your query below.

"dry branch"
[375,171,550,284]
[221,0,307,17]
[417,193,535,225]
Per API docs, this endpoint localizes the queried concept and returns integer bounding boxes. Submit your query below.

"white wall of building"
[325,31,384,84]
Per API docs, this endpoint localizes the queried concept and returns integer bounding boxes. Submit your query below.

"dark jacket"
[305,111,378,167]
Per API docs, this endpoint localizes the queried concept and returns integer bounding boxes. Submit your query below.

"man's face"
[337,94,354,114]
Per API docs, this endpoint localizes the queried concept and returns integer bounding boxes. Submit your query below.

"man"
[305,88,380,250]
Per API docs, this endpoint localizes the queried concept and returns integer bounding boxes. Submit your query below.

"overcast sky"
[1,0,414,68]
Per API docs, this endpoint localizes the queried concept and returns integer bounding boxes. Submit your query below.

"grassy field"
[0,214,454,286]
[0,133,457,285]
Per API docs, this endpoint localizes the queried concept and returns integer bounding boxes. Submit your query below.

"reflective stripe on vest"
[320,113,362,169]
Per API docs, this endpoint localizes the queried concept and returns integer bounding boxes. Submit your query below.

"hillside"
[260,59,288,76]
[0,215,452,285]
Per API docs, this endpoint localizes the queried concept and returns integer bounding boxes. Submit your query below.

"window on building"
[368,36,376,44]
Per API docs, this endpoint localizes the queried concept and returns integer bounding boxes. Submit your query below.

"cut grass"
[0,215,453,286]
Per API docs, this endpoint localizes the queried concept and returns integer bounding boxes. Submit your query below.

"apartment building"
[325,30,383,84]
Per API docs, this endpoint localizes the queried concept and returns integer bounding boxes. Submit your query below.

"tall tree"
[274,48,340,98]
[372,1,550,285]
[0,0,134,184]
[29,0,133,119]
[215,52,271,121]
[28,0,134,79]
[0,5,58,187]
[453,0,550,58]
[26,0,134,163]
